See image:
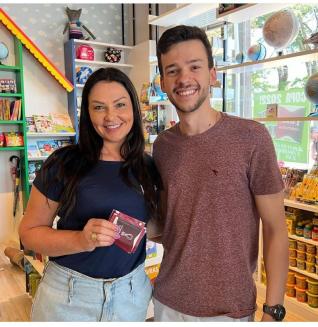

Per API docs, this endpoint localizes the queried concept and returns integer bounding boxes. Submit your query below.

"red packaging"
[109,209,146,254]
[0,132,4,147]
[76,45,94,61]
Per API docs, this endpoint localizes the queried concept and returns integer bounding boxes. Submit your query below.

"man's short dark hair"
[156,25,214,76]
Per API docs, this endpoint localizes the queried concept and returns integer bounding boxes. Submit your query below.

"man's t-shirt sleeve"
[248,124,284,195]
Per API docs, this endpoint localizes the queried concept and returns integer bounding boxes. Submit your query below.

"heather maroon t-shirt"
[152,112,283,318]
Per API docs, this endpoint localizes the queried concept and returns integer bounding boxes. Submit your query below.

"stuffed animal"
[63,7,96,40]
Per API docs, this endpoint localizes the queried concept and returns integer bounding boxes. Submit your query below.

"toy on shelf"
[104,47,122,63]
[0,41,9,64]
[63,7,96,40]
[305,72,318,116]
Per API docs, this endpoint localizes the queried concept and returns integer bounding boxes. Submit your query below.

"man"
[152,25,289,322]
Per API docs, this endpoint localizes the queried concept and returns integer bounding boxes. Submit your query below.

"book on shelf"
[28,161,43,182]
[33,115,54,133]
[37,140,59,156]
[27,142,41,157]
[49,112,75,133]
[26,116,36,132]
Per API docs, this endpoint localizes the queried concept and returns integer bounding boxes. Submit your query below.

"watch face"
[273,305,286,321]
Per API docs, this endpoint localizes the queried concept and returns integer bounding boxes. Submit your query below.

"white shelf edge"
[288,234,318,247]
[284,199,318,213]
[75,59,133,68]
[149,100,172,106]
[289,266,318,281]
[28,156,48,161]
[217,48,318,74]
[74,39,134,50]
[255,117,318,122]
[76,84,84,88]
[27,132,76,137]
[256,282,318,320]
[24,255,44,276]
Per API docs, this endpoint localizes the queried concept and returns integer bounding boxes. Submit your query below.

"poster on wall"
[253,88,311,164]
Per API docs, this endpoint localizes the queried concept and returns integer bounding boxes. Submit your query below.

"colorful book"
[27,142,41,158]
[26,116,36,132]
[33,115,53,133]
[50,112,75,133]
[37,140,59,156]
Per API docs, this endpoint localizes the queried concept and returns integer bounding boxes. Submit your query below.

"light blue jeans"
[31,261,152,321]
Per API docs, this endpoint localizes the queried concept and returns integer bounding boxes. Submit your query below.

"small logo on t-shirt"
[212,169,218,176]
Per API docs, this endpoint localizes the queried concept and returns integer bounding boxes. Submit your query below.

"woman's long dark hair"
[40,68,158,220]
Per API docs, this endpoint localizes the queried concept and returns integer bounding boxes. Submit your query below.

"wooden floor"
[0,242,31,322]
[0,241,305,322]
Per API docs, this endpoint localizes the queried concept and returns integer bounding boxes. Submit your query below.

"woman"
[19,68,160,321]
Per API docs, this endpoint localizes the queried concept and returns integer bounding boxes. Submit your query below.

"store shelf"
[149,100,172,106]
[0,64,21,71]
[284,199,318,213]
[24,255,44,276]
[255,117,318,122]
[0,146,24,151]
[216,3,287,24]
[288,234,318,247]
[75,59,133,69]
[0,120,23,124]
[27,132,76,137]
[289,266,318,281]
[148,4,218,27]
[256,281,318,321]
[0,93,22,98]
[76,84,84,88]
[28,156,48,161]
[74,39,134,50]
[217,48,318,74]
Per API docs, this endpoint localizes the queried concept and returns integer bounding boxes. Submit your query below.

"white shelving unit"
[289,266,318,281]
[284,199,318,213]
[75,59,133,69]
[288,234,318,247]
[73,39,134,51]
[217,48,318,74]
[28,156,48,161]
[27,132,76,138]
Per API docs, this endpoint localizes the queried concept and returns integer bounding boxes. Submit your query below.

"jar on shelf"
[296,258,306,270]
[313,213,318,226]
[306,244,317,255]
[289,238,297,249]
[307,278,318,295]
[297,241,306,252]
[312,226,318,241]
[297,250,306,261]
[306,261,316,274]
[307,253,316,264]
[295,274,307,289]
[287,271,296,284]
[304,224,313,239]
[289,257,297,267]
[286,283,296,297]
[295,287,307,303]
[306,291,318,308]
[296,223,304,237]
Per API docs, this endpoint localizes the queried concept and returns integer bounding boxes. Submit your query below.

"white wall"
[0,3,128,243]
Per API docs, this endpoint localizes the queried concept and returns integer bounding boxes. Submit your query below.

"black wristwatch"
[263,303,286,321]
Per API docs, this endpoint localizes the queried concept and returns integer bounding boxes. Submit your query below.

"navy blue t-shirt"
[33,158,151,279]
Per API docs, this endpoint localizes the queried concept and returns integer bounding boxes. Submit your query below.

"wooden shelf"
[0,64,21,71]
[257,282,318,321]
[288,234,318,247]
[0,120,23,124]
[148,4,218,27]
[216,3,288,24]
[24,255,44,276]
[284,199,318,213]
[289,266,318,281]
[27,132,76,137]
[0,146,24,151]
[217,48,318,74]
[74,39,134,50]
[75,59,133,69]
[254,117,318,122]
[0,93,22,98]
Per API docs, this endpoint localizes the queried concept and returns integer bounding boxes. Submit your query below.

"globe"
[262,9,299,50]
[235,52,245,64]
[152,73,167,101]
[0,42,9,64]
[305,73,318,105]
[247,43,266,61]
